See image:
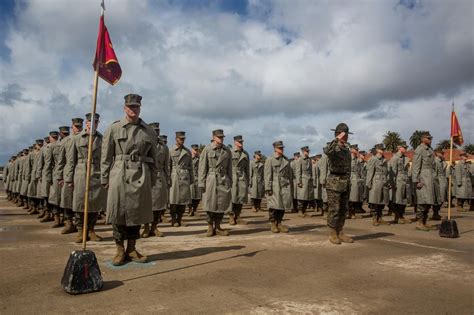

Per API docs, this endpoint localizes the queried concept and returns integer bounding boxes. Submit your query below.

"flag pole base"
[61,250,103,295]
[439,218,460,238]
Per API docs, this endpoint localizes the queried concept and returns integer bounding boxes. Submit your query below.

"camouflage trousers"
[326,189,349,229]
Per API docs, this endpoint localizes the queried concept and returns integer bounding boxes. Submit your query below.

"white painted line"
[378,238,468,254]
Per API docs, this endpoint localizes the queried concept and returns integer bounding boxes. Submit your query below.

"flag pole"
[82,3,104,251]
[447,103,454,221]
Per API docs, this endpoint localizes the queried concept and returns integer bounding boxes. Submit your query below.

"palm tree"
[464,143,474,155]
[383,131,403,152]
[409,130,428,150]
[436,139,457,151]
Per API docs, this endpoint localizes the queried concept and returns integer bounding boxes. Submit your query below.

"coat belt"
[115,154,154,163]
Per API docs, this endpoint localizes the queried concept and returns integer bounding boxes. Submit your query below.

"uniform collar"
[119,116,146,128]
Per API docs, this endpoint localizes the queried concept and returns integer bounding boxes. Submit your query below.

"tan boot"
[112,241,126,266]
[298,210,307,218]
[399,217,411,224]
[206,223,215,237]
[277,223,289,233]
[61,220,76,234]
[89,226,102,241]
[337,228,354,243]
[75,228,83,243]
[141,224,151,238]
[236,217,248,225]
[215,220,229,236]
[416,221,430,231]
[271,221,279,233]
[37,209,46,219]
[228,215,237,225]
[126,239,147,263]
[372,215,379,226]
[149,222,164,237]
[52,214,62,228]
[329,227,341,245]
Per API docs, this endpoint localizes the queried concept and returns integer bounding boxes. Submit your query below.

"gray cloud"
[0,0,473,164]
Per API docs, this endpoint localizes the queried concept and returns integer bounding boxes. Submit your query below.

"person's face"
[60,132,68,139]
[192,148,200,157]
[294,155,299,160]
[422,136,432,146]
[86,120,99,132]
[255,154,261,161]
[235,140,243,149]
[351,148,358,155]
[124,105,141,120]
[275,147,284,155]
[376,148,384,155]
[49,136,56,143]
[213,135,224,145]
[176,137,185,146]
[72,125,82,134]
[399,147,406,154]
[303,150,309,157]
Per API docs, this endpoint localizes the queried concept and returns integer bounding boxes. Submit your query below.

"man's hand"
[266,190,273,196]
[67,182,74,188]
[59,180,64,187]
[200,187,206,194]
[102,184,109,190]
[336,132,347,145]
[416,182,424,189]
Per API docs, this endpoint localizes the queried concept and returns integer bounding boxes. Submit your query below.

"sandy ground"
[0,184,473,314]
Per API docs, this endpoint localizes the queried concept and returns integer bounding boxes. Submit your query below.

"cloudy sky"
[0,0,473,164]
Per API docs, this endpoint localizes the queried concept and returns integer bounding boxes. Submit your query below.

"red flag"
[450,110,463,146]
[93,15,121,85]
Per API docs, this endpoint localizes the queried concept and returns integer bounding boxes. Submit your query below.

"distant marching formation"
[2,93,473,266]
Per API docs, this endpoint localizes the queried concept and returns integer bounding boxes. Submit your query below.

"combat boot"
[149,222,164,237]
[236,216,248,225]
[51,214,62,228]
[141,224,151,238]
[415,221,430,231]
[430,212,442,221]
[23,203,30,210]
[126,239,147,263]
[277,223,289,233]
[372,215,379,226]
[40,213,53,223]
[215,219,229,236]
[298,210,307,218]
[206,223,215,237]
[37,209,46,219]
[89,226,103,241]
[75,228,83,243]
[61,220,76,234]
[228,214,237,225]
[329,227,341,245]
[270,221,279,233]
[112,241,126,266]
[377,213,390,225]
[337,228,354,243]
[252,206,258,213]
[399,217,411,224]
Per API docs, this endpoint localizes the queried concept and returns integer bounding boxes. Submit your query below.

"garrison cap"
[421,131,433,139]
[359,150,366,155]
[23,148,29,153]
[49,131,59,137]
[234,135,244,142]
[85,113,100,121]
[331,122,353,136]
[254,150,262,156]
[398,141,408,148]
[124,93,142,106]
[300,146,309,152]
[29,146,33,150]
[293,152,300,157]
[72,118,84,126]
[315,154,322,158]
[350,144,359,150]
[35,139,44,145]
[175,131,186,139]
[273,141,285,148]
[191,144,199,149]
[59,126,70,134]
[374,143,385,151]
[159,135,168,141]
[212,129,225,137]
